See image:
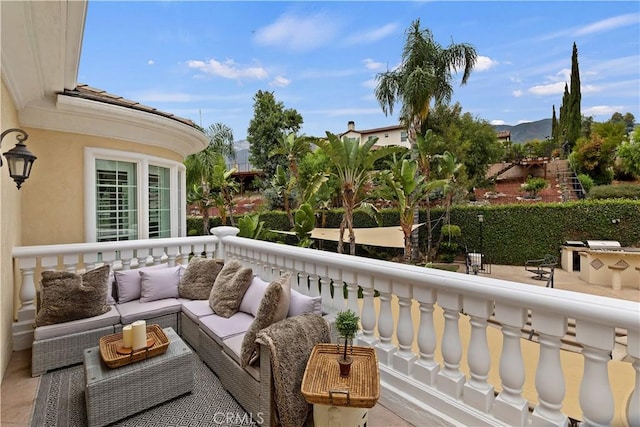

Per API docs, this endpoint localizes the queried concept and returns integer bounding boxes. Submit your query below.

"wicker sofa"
[30,262,335,426]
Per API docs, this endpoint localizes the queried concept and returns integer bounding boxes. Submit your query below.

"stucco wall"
[21,130,183,246]
[1,80,22,381]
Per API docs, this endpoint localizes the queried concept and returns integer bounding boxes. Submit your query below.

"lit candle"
[122,324,133,348]
[132,320,147,350]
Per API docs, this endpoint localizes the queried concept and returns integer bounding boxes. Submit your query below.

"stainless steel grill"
[585,240,622,250]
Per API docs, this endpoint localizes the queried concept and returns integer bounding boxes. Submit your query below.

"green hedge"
[189,199,640,266]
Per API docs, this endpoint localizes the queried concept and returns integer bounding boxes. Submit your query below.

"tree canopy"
[247,90,303,178]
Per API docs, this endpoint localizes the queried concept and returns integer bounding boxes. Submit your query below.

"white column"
[493,303,529,426]
[577,321,615,427]
[12,257,38,350]
[531,311,568,427]
[412,287,439,386]
[436,291,465,399]
[393,282,416,375]
[211,226,240,260]
[463,296,495,413]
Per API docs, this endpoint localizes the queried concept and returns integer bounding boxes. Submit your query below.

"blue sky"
[79,1,639,142]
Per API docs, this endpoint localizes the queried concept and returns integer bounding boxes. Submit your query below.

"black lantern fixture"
[1,128,37,189]
[477,214,484,256]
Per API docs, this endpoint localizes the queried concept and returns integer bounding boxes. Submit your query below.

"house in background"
[340,120,411,149]
[0,0,207,381]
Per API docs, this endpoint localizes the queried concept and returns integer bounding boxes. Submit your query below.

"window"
[95,160,138,241]
[148,165,171,238]
[401,131,408,142]
[85,148,186,242]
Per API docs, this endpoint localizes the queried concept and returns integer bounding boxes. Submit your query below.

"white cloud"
[270,75,291,88]
[517,120,534,125]
[528,81,566,96]
[148,60,154,65]
[254,13,338,52]
[345,23,398,45]
[575,13,639,36]
[491,119,505,125]
[583,105,625,116]
[362,78,378,89]
[363,58,385,71]
[554,68,571,82]
[581,84,600,94]
[187,59,268,81]
[512,90,523,97]
[474,56,498,72]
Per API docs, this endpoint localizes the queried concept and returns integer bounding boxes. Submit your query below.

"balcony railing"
[11,226,639,426]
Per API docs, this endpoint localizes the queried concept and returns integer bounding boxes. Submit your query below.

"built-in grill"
[585,240,622,250]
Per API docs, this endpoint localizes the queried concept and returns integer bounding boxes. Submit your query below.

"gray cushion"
[139,266,181,302]
[240,271,292,367]
[181,300,214,322]
[208,258,253,318]
[115,298,182,324]
[199,312,255,346]
[35,265,111,327]
[114,264,168,303]
[179,258,224,300]
[221,333,261,382]
[34,305,120,340]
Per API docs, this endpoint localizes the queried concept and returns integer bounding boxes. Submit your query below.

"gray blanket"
[256,313,330,427]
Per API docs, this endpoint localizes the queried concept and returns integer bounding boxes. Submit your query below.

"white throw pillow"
[239,276,269,316]
[139,266,182,303]
[288,289,322,317]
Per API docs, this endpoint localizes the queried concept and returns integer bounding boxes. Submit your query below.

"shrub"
[589,184,640,200]
[578,174,595,194]
[522,176,549,198]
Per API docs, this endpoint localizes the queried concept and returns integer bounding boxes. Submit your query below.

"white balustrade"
[437,290,465,398]
[12,227,640,427]
[493,303,529,426]
[531,311,568,426]
[463,295,495,412]
[577,321,615,426]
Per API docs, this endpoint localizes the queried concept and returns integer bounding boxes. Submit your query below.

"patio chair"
[525,254,558,282]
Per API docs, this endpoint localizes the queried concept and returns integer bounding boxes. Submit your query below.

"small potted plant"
[335,309,360,377]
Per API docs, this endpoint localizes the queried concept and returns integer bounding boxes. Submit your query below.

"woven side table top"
[301,343,380,408]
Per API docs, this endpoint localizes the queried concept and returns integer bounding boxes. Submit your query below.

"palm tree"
[375,19,477,145]
[210,154,239,226]
[380,156,444,262]
[315,132,403,255]
[185,123,236,234]
[375,20,477,260]
[269,132,312,187]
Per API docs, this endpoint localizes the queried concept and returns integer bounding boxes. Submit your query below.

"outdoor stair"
[555,160,586,201]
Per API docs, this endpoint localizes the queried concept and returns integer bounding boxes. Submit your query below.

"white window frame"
[85,147,186,242]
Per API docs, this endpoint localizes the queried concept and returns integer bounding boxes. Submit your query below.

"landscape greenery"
[185,19,640,266]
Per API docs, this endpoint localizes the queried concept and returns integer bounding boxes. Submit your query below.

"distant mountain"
[493,118,552,143]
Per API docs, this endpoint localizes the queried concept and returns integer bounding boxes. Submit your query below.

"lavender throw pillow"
[114,264,167,303]
[139,266,182,302]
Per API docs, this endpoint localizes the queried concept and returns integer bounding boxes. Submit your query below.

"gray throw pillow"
[240,271,292,367]
[208,258,253,318]
[35,265,111,327]
[179,258,224,300]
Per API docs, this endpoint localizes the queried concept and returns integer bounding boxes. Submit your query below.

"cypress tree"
[559,83,570,143]
[567,42,581,148]
[551,105,558,143]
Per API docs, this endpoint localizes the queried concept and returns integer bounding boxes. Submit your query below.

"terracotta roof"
[340,124,404,137]
[60,84,196,127]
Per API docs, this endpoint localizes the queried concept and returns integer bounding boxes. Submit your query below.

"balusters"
[493,303,529,426]
[627,330,639,426]
[577,321,614,426]
[358,274,378,348]
[531,311,568,426]
[63,254,80,273]
[413,287,439,385]
[319,275,333,310]
[463,296,495,412]
[393,282,416,375]
[437,291,465,398]
[376,290,397,366]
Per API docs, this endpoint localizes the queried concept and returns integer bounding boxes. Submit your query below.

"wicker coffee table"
[83,327,194,427]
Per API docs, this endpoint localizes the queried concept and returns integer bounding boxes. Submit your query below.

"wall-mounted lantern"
[1,128,37,189]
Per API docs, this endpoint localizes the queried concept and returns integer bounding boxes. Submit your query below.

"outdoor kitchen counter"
[579,249,640,289]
